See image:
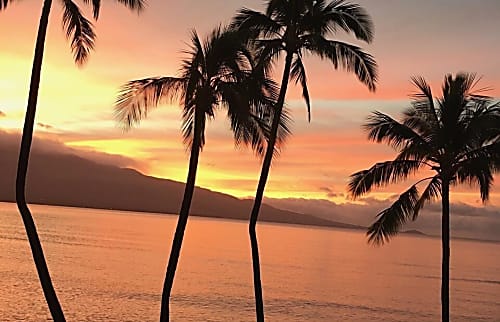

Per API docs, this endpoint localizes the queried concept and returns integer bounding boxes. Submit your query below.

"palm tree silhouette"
[115,26,289,322]
[232,0,378,319]
[348,73,500,322]
[1,0,144,320]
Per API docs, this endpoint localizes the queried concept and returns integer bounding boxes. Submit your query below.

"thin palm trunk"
[441,178,450,322]
[160,110,202,322]
[16,0,66,321]
[249,52,293,322]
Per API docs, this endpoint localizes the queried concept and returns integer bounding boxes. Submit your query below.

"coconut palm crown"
[115,26,290,321]
[349,73,499,244]
[233,0,377,120]
[348,72,500,322]
[116,27,290,151]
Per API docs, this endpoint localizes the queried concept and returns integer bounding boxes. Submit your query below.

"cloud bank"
[0,130,142,170]
[264,197,500,242]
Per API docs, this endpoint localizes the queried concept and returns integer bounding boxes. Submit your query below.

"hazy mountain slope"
[0,143,361,229]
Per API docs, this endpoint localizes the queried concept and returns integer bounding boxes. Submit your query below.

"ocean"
[0,203,498,321]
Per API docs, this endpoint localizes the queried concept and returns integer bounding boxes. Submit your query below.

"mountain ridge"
[0,143,363,230]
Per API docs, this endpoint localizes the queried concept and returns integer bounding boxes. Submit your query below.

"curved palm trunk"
[441,179,450,322]
[249,52,294,322]
[16,0,66,321]
[160,111,202,322]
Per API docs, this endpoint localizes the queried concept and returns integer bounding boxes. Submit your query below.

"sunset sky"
[1,0,499,206]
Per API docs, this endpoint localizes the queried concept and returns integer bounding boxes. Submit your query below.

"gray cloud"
[423,202,500,218]
[319,186,344,198]
[37,122,53,130]
[265,196,500,242]
[0,130,143,170]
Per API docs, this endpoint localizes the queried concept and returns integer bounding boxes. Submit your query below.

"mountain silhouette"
[0,139,361,229]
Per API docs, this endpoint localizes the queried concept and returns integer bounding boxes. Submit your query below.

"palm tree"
[115,26,288,322]
[348,73,500,322]
[231,0,378,319]
[1,0,144,320]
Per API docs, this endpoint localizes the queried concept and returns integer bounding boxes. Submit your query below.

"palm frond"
[323,0,374,42]
[180,101,195,147]
[0,0,15,10]
[83,0,146,20]
[266,0,292,21]
[367,184,420,245]
[233,108,272,157]
[81,0,100,19]
[300,0,329,34]
[255,38,284,62]
[205,27,254,81]
[274,106,293,158]
[455,141,500,201]
[181,29,205,80]
[348,160,423,198]
[81,0,143,19]
[181,99,207,150]
[62,0,96,66]
[395,144,437,166]
[244,99,293,160]
[365,111,429,151]
[290,56,311,121]
[305,36,377,91]
[456,141,500,166]
[115,77,184,128]
[232,8,283,40]
[439,73,487,128]
[456,158,494,202]
[413,176,441,220]
[254,105,293,160]
[402,107,436,140]
[405,76,440,132]
[237,114,269,156]
[219,80,266,155]
[115,0,145,12]
[219,66,284,157]
[253,38,285,76]
[460,101,500,145]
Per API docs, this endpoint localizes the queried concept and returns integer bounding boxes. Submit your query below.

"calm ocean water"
[0,202,498,321]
